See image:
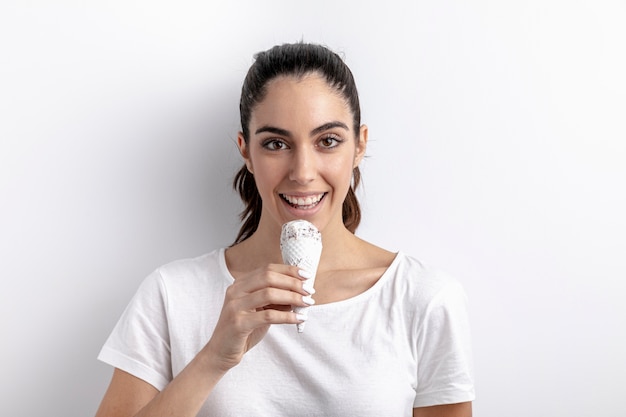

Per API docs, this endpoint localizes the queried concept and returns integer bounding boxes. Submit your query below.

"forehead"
[250,74,352,130]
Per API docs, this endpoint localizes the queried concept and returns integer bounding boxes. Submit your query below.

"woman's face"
[238,73,367,235]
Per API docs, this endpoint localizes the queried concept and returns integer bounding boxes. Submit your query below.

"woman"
[95,42,475,417]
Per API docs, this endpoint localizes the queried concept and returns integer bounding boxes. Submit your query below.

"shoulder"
[386,252,468,312]
[134,249,228,301]
[153,248,227,285]
[122,248,231,324]
[389,253,458,290]
[352,238,459,298]
[156,248,223,276]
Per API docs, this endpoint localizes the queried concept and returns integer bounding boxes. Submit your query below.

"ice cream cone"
[280,220,323,332]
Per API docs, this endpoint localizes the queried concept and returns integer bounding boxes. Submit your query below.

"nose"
[289,147,316,185]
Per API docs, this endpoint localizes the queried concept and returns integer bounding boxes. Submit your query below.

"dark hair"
[233,42,363,244]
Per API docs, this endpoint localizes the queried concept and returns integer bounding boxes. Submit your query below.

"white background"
[1,1,625,416]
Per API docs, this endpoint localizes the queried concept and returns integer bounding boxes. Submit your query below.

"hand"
[202,264,313,372]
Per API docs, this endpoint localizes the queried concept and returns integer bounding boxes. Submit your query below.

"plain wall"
[1,1,625,416]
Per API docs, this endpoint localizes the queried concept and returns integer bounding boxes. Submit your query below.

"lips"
[280,193,326,209]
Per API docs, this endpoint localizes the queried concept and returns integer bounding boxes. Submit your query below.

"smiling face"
[237,73,367,236]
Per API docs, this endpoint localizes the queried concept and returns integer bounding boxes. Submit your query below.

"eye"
[318,134,343,149]
[262,139,288,151]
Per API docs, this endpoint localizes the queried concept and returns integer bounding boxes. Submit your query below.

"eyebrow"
[254,121,350,137]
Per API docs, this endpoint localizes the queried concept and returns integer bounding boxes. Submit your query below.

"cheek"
[328,154,356,187]
[249,157,283,196]
[252,166,275,192]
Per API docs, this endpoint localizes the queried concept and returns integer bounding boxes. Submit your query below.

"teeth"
[282,193,324,207]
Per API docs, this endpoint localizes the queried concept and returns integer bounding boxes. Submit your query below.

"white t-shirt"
[99,249,474,416]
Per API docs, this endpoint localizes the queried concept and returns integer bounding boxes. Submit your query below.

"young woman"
[95,42,475,417]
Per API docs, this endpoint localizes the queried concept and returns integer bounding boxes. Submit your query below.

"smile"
[280,193,326,209]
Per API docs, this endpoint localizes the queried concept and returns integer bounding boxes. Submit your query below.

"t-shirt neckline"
[217,247,403,309]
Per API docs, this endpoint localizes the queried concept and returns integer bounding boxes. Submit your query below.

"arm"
[95,370,157,417]
[95,347,228,417]
[95,263,312,417]
[413,402,472,417]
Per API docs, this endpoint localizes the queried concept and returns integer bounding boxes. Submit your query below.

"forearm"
[134,347,228,417]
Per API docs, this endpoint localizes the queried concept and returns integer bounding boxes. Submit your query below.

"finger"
[242,309,307,330]
[236,287,315,313]
[259,264,314,283]
[221,304,305,335]
[268,263,314,279]
[232,265,313,297]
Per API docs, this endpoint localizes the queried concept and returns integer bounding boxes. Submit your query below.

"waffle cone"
[280,220,323,332]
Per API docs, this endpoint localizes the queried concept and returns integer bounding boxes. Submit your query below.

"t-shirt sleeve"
[413,279,475,407]
[98,269,172,391]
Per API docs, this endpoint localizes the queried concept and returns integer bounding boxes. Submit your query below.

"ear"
[353,124,368,168]
[237,132,254,174]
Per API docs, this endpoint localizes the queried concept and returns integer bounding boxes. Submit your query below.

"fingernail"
[296,313,307,321]
[298,269,314,280]
[302,295,316,305]
[302,283,316,295]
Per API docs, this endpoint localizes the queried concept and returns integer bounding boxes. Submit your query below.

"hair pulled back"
[233,42,363,244]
